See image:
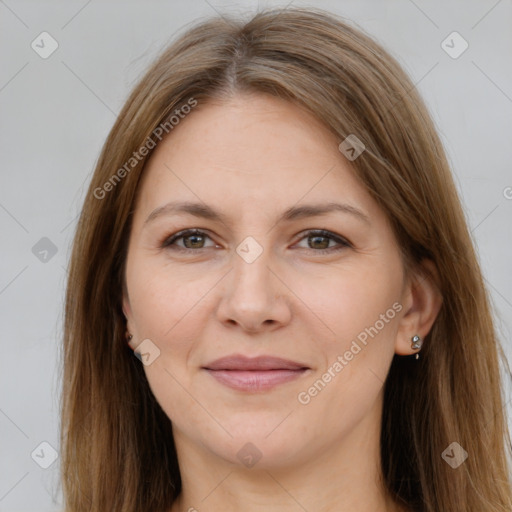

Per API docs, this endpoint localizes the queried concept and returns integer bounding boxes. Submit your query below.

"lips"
[202,355,310,392]
[203,355,309,371]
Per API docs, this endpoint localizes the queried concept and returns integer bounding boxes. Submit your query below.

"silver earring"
[411,335,422,360]
[126,331,133,342]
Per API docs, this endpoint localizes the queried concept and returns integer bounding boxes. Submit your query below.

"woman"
[60,7,512,511]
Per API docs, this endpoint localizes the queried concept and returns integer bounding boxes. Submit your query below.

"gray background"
[1,0,511,510]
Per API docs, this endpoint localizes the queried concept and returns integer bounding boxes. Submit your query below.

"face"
[123,92,411,469]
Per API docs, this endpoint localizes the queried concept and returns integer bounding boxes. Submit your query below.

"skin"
[123,92,442,512]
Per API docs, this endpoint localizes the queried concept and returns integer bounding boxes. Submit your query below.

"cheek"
[291,266,401,437]
[126,258,215,425]
[127,253,214,342]
[290,258,402,350]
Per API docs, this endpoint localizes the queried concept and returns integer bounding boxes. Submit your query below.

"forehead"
[132,93,380,226]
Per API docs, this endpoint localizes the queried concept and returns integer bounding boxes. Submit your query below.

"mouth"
[202,355,310,392]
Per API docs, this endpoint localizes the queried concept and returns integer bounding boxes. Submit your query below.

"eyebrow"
[144,200,371,227]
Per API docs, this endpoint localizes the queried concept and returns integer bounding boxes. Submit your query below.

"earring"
[125,331,133,342]
[411,335,422,360]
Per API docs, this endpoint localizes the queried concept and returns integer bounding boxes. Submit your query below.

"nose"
[215,244,292,333]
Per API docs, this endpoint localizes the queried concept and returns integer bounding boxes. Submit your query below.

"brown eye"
[182,233,206,248]
[296,230,351,252]
[162,229,215,250]
[308,234,330,250]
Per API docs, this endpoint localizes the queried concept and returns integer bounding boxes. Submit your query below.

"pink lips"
[203,355,309,392]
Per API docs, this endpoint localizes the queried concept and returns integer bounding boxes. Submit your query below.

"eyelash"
[161,229,352,254]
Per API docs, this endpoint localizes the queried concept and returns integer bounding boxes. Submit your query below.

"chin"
[198,420,310,471]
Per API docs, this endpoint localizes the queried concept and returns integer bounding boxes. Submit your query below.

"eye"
[294,230,351,252]
[161,229,217,251]
[161,228,351,254]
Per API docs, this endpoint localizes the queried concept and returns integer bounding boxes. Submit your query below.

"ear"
[122,286,136,348]
[395,259,443,356]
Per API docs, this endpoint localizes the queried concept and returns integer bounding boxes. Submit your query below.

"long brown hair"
[60,7,512,511]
